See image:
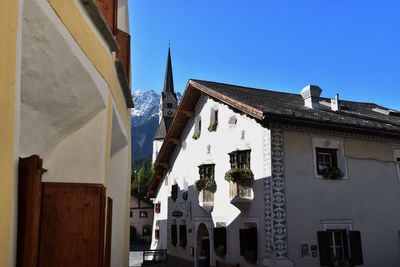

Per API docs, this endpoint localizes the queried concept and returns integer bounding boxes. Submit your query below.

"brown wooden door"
[104,197,113,267]
[38,183,106,267]
[17,155,44,267]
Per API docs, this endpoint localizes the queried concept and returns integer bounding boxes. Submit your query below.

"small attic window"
[193,117,201,140]
[208,108,218,132]
[229,115,237,127]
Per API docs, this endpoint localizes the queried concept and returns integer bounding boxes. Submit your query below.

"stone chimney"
[331,94,340,112]
[300,85,322,109]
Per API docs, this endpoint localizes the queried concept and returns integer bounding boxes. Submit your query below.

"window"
[229,150,251,169]
[239,227,257,263]
[316,148,338,175]
[198,164,215,203]
[142,225,151,236]
[214,110,218,123]
[155,202,161,213]
[198,119,202,132]
[171,223,177,246]
[130,211,132,217]
[312,137,347,179]
[167,103,173,108]
[228,115,237,127]
[199,164,215,180]
[140,211,147,218]
[214,227,227,257]
[396,157,400,180]
[317,230,363,266]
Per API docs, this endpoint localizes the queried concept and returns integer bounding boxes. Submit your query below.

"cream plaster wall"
[284,130,400,267]
[109,145,130,267]
[43,110,107,184]
[20,0,108,159]
[151,95,268,266]
[0,0,22,265]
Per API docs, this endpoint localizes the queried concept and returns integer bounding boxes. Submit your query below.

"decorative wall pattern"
[263,128,273,259]
[271,127,288,258]
[274,122,400,143]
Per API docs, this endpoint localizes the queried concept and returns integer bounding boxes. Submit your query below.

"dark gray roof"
[191,79,400,135]
[154,116,173,140]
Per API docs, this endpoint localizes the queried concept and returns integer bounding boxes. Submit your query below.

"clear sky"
[129,1,400,110]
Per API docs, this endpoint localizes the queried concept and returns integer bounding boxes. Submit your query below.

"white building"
[148,79,400,267]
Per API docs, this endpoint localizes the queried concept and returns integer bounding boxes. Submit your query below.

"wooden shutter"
[179,225,187,247]
[104,197,113,267]
[349,231,363,265]
[317,231,330,266]
[17,155,44,267]
[171,225,177,246]
[341,230,349,258]
[213,228,227,255]
[38,183,106,267]
[171,184,178,201]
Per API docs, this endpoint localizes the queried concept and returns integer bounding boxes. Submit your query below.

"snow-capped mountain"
[131,90,160,126]
[131,90,181,161]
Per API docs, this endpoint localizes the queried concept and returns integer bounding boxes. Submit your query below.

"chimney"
[331,94,340,112]
[300,85,322,109]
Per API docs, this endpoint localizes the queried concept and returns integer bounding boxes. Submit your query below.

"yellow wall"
[47,0,130,131]
[0,0,19,265]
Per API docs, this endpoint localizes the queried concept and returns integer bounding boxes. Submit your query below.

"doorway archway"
[196,223,210,267]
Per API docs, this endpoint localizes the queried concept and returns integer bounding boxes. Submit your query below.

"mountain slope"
[131,90,181,161]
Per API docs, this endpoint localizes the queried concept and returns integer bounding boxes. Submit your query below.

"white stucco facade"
[151,95,269,266]
[151,91,400,267]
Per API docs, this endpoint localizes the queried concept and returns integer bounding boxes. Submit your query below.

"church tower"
[152,47,178,163]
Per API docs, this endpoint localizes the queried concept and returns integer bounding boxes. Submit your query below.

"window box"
[192,131,200,140]
[208,121,218,132]
[225,167,254,188]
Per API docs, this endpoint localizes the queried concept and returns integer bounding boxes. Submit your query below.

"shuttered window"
[317,230,363,266]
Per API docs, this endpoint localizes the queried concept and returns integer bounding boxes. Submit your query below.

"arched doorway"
[197,223,210,267]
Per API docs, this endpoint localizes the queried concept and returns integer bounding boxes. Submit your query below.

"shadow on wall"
[166,177,266,266]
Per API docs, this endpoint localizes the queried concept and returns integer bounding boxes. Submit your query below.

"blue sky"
[129,1,400,110]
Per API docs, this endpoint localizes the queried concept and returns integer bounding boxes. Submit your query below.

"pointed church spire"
[163,47,175,94]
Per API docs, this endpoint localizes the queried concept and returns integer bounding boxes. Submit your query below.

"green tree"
[131,159,154,196]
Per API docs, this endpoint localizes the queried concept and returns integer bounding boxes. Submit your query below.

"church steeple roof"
[163,47,175,94]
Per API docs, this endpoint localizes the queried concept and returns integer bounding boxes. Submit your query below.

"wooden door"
[38,183,106,267]
[17,155,44,267]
